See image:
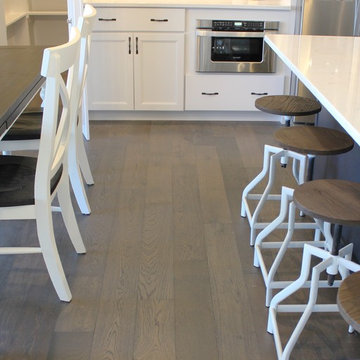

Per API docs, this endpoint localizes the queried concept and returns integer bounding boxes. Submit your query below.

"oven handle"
[196,29,265,38]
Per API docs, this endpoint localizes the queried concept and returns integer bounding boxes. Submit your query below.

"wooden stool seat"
[241,94,354,247]
[274,126,354,155]
[337,271,360,332]
[294,179,360,226]
[255,95,322,116]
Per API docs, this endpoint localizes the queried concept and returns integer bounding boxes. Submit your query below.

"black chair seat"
[3,113,42,141]
[0,156,62,207]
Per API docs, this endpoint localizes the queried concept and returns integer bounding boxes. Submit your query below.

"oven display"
[211,37,263,62]
[212,20,264,31]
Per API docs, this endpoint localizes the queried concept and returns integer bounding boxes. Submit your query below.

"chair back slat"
[77,5,97,112]
[35,27,81,200]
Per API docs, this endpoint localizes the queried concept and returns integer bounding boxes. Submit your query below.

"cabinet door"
[133,32,184,111]
[87,32,134,110]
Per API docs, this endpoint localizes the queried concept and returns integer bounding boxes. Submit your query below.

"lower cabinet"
[88,32,185,111]
[185,74,285,111]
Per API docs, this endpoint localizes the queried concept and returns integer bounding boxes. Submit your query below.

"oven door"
[196,29,276,73]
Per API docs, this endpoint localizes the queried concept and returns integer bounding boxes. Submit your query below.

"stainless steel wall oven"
[196,20,279,73]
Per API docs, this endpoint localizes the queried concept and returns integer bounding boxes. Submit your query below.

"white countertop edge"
[84,1,291,10]
[265,35,360,146]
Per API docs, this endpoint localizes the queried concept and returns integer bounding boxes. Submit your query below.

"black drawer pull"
[201,92,219,96]
[150,18,169,22]
[251,92,268,96]
[98,18,117,21]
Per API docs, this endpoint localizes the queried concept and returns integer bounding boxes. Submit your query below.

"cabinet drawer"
[185,74,284,111]
[93,7,185,32]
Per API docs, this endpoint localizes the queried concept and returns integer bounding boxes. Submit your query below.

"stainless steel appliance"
[196,19,279,73]
[294,0,360,122]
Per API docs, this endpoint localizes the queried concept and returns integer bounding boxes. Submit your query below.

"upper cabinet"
[0,0,68,45]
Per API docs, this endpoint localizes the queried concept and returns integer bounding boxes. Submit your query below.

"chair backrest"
[77,4,97,109]
[35,27,81,201]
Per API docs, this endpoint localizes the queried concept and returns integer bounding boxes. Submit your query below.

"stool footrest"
[277,304,338,313]
[261,240,325,249]
[268,279,341,290]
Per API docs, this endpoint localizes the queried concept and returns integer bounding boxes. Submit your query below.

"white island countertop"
[265,34,360,146]
[84,0,291,10]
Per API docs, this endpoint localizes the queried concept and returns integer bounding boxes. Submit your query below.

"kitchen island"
[265,34,360,146]
[84,0,296,121]
[265,33,360,262]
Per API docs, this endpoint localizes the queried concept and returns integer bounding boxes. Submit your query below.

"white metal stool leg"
[242,146,308,246]
[241,144,284,218]
[254,187,296,268]
[253,186,322,306]
[267,243,360,360]
[264,209,328,306]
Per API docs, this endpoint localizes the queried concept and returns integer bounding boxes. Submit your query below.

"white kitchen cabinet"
[87,7,185,111]
[134,33,184,110]
[185,74,284,111]
[88,32,134,110]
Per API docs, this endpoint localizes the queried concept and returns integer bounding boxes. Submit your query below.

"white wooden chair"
[0,4,97,216]
[0,27,84,302]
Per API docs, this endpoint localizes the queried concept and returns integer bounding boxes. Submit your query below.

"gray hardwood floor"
[0,121,359,360]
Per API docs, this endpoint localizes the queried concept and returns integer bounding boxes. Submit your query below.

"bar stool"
[253,125,354,306]
[241,95,354,247]
[337,271,360,333]
[267,179,360,360]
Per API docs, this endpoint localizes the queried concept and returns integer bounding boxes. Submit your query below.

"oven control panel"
[212,20,264,32]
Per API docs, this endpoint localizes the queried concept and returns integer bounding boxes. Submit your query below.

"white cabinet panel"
[88,32,184,111]
[93,8,185,32]
[185,74,284,111]
[88,32,134,110]
[134,33,184,110]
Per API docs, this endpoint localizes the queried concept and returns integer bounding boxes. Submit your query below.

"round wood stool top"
[255,95,322,116]
[293,179,360,226]
[337,271,360,332]
[274,126,354,155]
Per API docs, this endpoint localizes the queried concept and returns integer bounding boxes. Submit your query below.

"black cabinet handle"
[136,37,138,54]
[98,18,117,21]
[201,92,219,96]
[150,18,169,22]
[129,37,131,54]
[251,92,268,96]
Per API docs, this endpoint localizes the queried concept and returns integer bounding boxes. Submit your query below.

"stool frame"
[268,242,360,360]
[253,186,327,306]
[241,144,308,246]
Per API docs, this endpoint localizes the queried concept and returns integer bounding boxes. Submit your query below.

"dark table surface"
[0,46,45,137]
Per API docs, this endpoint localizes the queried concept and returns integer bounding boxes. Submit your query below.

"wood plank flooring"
[0,121,359,360]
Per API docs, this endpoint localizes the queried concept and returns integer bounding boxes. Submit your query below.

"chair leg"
[77,132,94,185]
[35,203,72,302]
[57,175,86,254]
[68,134,91,215]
